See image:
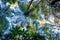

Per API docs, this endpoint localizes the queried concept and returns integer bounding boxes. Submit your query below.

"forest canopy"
[0,0,60,40]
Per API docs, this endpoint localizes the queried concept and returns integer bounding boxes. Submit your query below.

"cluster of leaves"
[40,0,48,16]
[19,1,38,20]
[43,25,49,34]
[27,22,36,32]
[43,24,52,40]
[29,5,38,20]
[19,2,28,12]
[6,0,16,4]
[1,0,60,40]
[4,22,45,40]
[0,16,7,33]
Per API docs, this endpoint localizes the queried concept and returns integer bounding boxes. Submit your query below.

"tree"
[0,0,60,40]
[4,23,45,40]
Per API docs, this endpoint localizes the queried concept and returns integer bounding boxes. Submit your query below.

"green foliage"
[41,7,47,16]
[9,25,22,39]
[19,3,28,12]
[47,34,52,40]
[40,1,48,16]
[27,22,36,32]
[1,0,60,40]
[6,0,16,4]
[43,24,52,40]
[19,2,38,20]
[43,25,49,34]
[4,22,45,40]
[31,32,45,40]
[0,16,7,32]
[29,5,38,20]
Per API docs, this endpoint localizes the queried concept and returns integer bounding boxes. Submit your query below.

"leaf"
[9,25,22,39]
[6,0,16,4]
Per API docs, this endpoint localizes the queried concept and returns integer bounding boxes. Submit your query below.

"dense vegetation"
[0,0,60,40]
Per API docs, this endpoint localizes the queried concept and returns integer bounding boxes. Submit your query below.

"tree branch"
[28,0,34,9]
[24,0,41,16]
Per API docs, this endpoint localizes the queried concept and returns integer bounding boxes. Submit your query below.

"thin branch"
[24,0,34,16]
[24,0,41,16]
[28,0,34,9]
